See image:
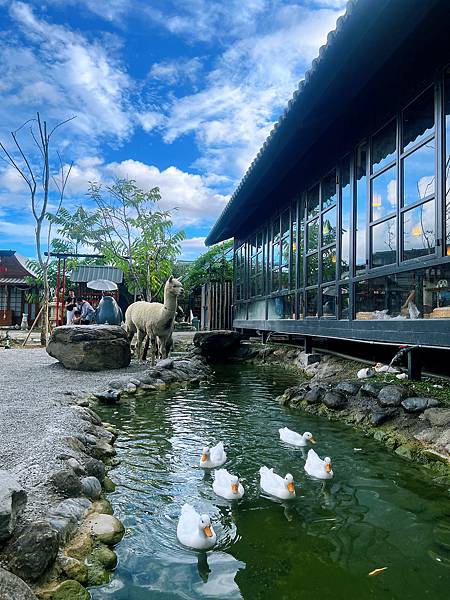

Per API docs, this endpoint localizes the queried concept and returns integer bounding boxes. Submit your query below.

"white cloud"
[144,1,261,43]
[160,5,345,179]
[179,236,207,260]
[0,2,136,154]
[103,159,229,226]
[36,0,130,23]
[150,58,203,86]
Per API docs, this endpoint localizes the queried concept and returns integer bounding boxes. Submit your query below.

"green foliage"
[84,178,185,299]
[48,206,100,254]
[182,240,233,292]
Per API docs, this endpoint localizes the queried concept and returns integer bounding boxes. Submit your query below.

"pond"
[91,364,450,600]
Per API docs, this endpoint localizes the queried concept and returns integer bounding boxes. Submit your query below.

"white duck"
[199,442,226,468]
[176,503,216,550]
[213,469,245,500]
[279,427,316,447]
[304,449,333,480]
[259,466,295,500]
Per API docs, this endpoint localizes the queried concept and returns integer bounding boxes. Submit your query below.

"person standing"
[77,297,95,324]
[65,290,77,325]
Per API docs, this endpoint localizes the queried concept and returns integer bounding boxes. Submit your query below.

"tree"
[182,240,233,293]
[84,178,185,300]
[0,113,74,344]
[48,205,100,255]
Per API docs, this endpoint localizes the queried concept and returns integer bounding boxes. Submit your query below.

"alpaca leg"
[149,334,157,366]
[141,335,150,362]
[136,329,146,360]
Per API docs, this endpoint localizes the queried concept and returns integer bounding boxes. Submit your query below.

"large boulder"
[377,385,407,407]
[8,521,59,581]
[0,567,37,600]
[401,397,433,414]
[322,390,347,410]
[0,471,27,543]
[46,325,131,371]
[193,330,242,360]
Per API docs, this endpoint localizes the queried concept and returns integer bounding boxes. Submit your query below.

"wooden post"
[304,336,312,353]
[55,257,61,326]
[22,304,44,346]
[407,347,422,381]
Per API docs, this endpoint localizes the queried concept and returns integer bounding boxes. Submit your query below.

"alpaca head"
[165,276,183,297]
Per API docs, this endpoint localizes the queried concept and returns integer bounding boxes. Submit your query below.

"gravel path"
[0,347,150,523]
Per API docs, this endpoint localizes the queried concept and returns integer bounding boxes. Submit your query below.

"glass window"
[372,120,396,172]
[281,237,289,267]
[340,157,351,279]
[403,141,435,206]
[306,289,318,317]
[403,87,434,152]
[272,239,280,267]
[307,219,319,252]
[339,285,349,319]
[322,171,336,210]
[306,253,318,286]
[322,246,336,282]
[267,294,295,319]
[371,217,397,267]
[273,217,280,244]
[297,292,304,319]
[371,166,397,221]
[298,216,304,288]
[291,217,297,290]
[402,200,435,261]
[322,285,337,318]
[234,303,247,319]
[248,299,265,320]
[281,209,290,238]
[271,268,280,293]
[445,68,450,255]
[281,265,289,290]
[356,142,367,273]
[307,185,319,219]
[322,206,336,246]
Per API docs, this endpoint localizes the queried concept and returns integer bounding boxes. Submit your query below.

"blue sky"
[0,0,347,259]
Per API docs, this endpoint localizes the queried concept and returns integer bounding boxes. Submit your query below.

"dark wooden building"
[0,250,39,326]
[206,0,450,352]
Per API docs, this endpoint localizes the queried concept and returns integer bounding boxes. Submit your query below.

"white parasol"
[87,279,118,291]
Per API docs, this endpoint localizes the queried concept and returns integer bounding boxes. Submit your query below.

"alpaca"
[125,276,183,363]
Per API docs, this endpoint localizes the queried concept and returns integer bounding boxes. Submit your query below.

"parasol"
[87,279,118,291]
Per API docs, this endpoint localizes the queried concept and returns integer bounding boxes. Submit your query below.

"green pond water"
[91,364,450,600]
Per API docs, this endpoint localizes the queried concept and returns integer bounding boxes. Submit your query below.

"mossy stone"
[91,544,118,569]
[103,476,116,493]
[86,560,110,586]
[41,580,90,600]
[59,555,88,585]
[65,531,93,561]
[395,445,413,460]
[92,498,114,515]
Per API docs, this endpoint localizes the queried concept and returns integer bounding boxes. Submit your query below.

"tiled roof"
[0,277,30,285]
[70,265,124,284]
[205,0,358,245]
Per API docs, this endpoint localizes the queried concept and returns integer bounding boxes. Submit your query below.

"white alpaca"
[125,276,183,363]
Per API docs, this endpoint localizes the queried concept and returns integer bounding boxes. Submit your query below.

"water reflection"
[92,365,450,600]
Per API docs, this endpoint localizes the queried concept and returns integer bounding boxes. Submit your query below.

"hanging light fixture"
[412,225,422,237]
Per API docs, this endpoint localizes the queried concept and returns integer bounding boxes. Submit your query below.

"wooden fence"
[201,281,233,330]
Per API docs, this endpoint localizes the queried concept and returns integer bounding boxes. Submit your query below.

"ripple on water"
[92,365,450,600]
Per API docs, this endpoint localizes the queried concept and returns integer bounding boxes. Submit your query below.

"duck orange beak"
[231,483,239,494]
[309,437,316,444]
[287,482,295,493]
[203,526,213,538]
[325,463,331,473]
[201,454,208,462]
